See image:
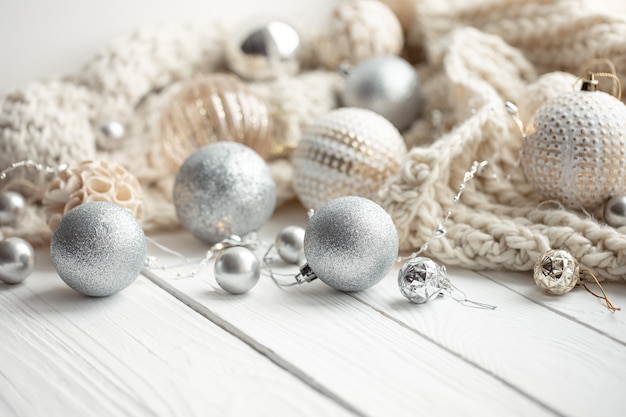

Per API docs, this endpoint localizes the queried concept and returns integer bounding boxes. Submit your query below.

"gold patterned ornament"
[293,107,407,210]
[159,74,271,171]
[42,160,144,231]
[521,73,626,210]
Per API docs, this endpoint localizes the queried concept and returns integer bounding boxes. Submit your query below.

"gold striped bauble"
[521,77,626,210]
[293,107,407,210]
[159,73,271,171]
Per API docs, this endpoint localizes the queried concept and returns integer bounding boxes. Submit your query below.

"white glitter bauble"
[521,88,626,209]
[293,107,407,210]
[173,142,276,244]
[342,55,421,131]
[303,196,398,292]
[318,0,403,69]
[50,202,146,297]
[533,249,579,295]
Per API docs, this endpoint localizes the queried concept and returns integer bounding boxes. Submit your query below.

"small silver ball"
[533,249,579,295]
[241,21,300,62]
[214,246,261,294]
[275,225,305,264]
[398,257,444,304]
[0,237,35,284]
[96,120,125,150]
[0,191,26,225]
[304,196,398,292]
[173,142,276,244]
[604,195,626,227]
[50,202,146,297]
[342,55,421,131]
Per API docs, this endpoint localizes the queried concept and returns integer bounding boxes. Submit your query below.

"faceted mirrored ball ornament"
[521,87,626,209]
[293,107,407,210]
[303,196,398,292]
[214,246,261,295]
[0,237,35,284]
[533,249,579,295]
[173,142,276,244]
[50,201,146,297]
[398,257,445,304]
[342,55,421,131]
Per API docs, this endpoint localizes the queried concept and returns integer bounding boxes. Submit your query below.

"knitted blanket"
[2,0,626,280]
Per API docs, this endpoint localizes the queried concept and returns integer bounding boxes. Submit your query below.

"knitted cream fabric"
[2,0,626,280]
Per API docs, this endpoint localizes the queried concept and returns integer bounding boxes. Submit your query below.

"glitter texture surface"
[50,201,146,297]
[304,196,398,292]
[522,90,626,209]
[173,142,276,244]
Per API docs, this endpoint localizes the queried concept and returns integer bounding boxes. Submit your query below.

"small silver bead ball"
[342,55,421,131]
[275,225,305,265]
[604,195,626,228]
[304,196,398,292]
[0,191,26,225]
[0,237,35,284]
[50,201,146,297]
[241,21,300,62]
[214,246,261,294]
[96,120,126,150]
[173,142,276,244]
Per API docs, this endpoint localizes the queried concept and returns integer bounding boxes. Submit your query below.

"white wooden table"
[2,200,625,417]
[2,1,626,416]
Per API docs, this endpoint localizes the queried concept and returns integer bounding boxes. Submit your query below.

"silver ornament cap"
[0,237,35,284]
[275,225,305,265]
[214,246,261,294]
[342,55,421,131]
[0,191,25,225]
[50,201,146,297]
[533,249,579,295]
[398,257,445,304]
[173,142,276,244]
[303,196,398,292]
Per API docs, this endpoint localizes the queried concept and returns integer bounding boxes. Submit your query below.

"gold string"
[580,270,620,312]
[592,72,622,100]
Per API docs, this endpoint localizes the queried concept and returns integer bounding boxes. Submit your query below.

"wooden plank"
[144,203,556,417]
[0,247,355,417]
[354,265,626,417]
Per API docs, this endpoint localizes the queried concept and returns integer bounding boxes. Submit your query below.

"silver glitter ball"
[604,195,626,227]
[50,201,146,297]
[275,225,305,264]
[533,249,579,295]
[96,120,125,150]
[0,191,25,225]
[173,142,276,244]
[398,257,445,304]
[0,237,35,284]
[214,246,261,294]
[303,196,398,292]
[241,21,300,62]
[342,55,421,131]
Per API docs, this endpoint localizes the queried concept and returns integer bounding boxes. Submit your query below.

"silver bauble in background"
[604,195,626,227]
[342,55,421,131]
[275,225,305,265]
[0,191,25,225]
[173,142,276,244]
[303,196,398,292]
[0,237,35,284]
[293,107,407,210]
[50,201,146,297]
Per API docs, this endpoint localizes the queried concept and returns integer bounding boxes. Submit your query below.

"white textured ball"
[293,107,407,210]
[173,142,276,244]
[522,90,626,209]
[304,196,398,292]
[342,55,421,130]
[50,202,146,297]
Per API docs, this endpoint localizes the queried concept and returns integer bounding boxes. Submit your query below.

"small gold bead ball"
[159,74,271,172]
[533,249,580,295]
[293,107,407,210]
[521,90,626,209]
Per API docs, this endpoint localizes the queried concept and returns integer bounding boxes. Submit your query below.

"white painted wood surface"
[2,1,626,416]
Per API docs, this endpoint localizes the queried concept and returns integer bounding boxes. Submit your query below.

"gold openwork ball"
[533,249,579,295]
[293,107,407,210]
[42,160,144,231]
[521,89,626,209]
[159,74,271,171]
